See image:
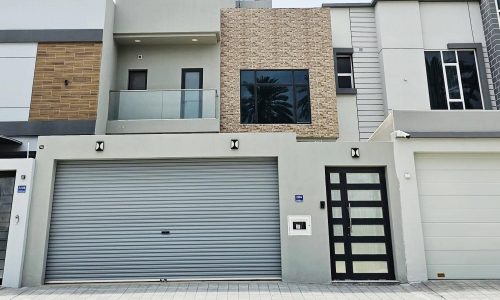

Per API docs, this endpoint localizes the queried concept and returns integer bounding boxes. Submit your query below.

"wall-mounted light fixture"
[230,139,239,150]
[64,80,69,86]
[95,141,105,152]
[351,148,360,158]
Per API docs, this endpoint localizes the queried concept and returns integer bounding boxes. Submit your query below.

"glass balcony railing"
[108,89,218,121]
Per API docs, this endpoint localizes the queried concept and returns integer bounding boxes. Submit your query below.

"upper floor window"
[240,70,311,124]
[424,50,483,110]
[128,70,148,90]
[336,55,354,89]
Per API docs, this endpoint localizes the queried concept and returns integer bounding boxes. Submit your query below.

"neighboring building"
[0,0,498,289]
[0,0,112,287]
[326,0,500,282]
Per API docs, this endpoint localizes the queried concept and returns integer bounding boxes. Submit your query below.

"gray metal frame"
[0,29,103,43]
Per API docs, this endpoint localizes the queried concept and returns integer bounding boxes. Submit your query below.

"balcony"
[107,89,219,134]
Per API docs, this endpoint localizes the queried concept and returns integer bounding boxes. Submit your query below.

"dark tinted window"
[296,86,311,123]
[240,85,256,124]
[128,70,147,90]
[294,70,309,85]
[458,51,483,109]
[338,76,352,89]
[449,102,464,110]
[442,51,456,63]
[241,71,255,85]
[445,66,461,99]
[424,52,447,109]
[240,70,311,124]
[336,56,352,74]
[256,71,293,84]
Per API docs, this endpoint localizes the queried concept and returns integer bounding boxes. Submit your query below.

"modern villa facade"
[0,0,498,289]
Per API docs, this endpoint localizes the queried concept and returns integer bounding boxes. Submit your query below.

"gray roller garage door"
[416,153,500,280]
[46,158,281,283]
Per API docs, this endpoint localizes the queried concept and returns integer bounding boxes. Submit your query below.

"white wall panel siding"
[46,158,281,282]
[350,7,385,140]
[416,153,500,280]
[0,0,106,30]
[0,43,37,122]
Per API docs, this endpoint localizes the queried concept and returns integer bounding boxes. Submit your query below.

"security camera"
[394,130,411,139]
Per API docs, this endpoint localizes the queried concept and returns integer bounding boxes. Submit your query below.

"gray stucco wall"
[113,0,235,34]
[95,0,117,135]
[22,133,406,286]
[480,0,500,109]
[114,44,220,92]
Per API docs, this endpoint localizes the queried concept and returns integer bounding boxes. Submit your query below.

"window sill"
[336,88,357,95]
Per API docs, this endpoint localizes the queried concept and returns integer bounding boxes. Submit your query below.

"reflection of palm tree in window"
[296,85,311,123]
[242,76,294,124]
[241,86,255,123]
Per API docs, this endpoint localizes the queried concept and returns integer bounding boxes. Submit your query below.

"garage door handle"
[161,230,170,235]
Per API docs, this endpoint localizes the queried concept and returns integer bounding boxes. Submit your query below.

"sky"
[272,0,371,8]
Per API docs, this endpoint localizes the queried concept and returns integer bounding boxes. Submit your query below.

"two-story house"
[0,0,499,289]
[327,0,500,282]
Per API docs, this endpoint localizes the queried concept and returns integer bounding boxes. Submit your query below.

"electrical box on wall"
[287,215,312,236]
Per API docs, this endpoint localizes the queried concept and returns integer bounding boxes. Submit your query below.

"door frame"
[181,68,204,118]
[325,167,395,281]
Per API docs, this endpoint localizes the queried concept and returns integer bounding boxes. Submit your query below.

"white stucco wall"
[0,44,37,121]
[330,8,352,49]
[336,95,360,141]
[375,1,430,112]
[1,159,35,288]
[95,0,118,135]
[420,2,476,50]
[0,0,106,30]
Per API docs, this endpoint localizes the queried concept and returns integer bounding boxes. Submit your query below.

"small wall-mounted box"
[287,215,312,236]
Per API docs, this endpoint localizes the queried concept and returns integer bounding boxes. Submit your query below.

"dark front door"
[0,172,15,282]
[181,68,203,119]
[325,167,395,280]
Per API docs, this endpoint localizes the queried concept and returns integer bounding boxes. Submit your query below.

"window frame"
[240,69,312,125]
[425,49,485,111]
[334,48,357,95]
[336,55,354,89]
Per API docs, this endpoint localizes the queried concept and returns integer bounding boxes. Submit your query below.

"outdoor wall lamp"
[351,148,360,158]
[230,139,239,150]
[95,141,105,152]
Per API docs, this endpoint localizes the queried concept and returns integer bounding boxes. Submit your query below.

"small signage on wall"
[17,185,27,193]
[295,195,304,203]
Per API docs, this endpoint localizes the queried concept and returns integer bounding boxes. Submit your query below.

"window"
[424,50,483,110]
[336,55,354,89]
[128,70,147,90]
[240,70,311,124]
